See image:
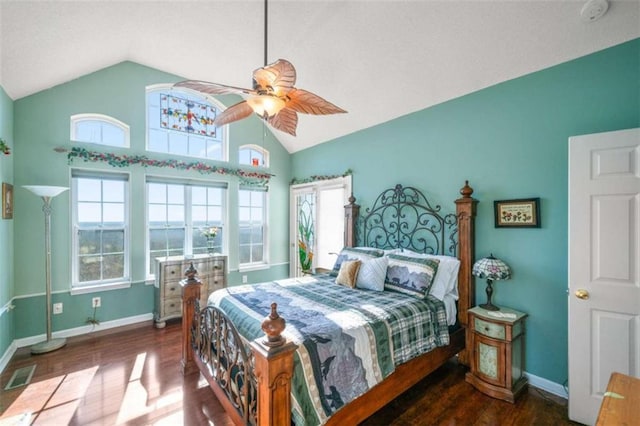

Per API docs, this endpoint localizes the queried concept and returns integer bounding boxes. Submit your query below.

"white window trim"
[144,175,229,281]
[70,113,130,147]
[70,168,131,290]
[238,186,269,269]
[145,83,229,162]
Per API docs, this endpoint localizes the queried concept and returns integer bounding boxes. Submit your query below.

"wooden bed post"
[250,304,297,426]
[455,180,478,366]
[344,194,359,248]
[180,263,202,376]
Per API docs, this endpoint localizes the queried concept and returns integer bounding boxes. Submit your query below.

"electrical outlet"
[53,303,63,314]
[92,297,101,308]
[242,275,248,284]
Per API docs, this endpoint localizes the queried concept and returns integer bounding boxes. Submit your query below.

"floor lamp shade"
[24,185,69,354]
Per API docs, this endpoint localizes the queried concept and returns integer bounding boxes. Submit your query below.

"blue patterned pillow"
[384,254,440,299]
[356,256,389,291]
[331,247,384,276]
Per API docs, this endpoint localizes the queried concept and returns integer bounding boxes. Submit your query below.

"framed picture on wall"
[2,182,13,219]
[494,198,540,228]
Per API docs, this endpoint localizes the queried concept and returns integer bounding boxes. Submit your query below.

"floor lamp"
[24,185,69,354]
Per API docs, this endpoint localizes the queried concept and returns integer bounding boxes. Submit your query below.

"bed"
[180,181,478,425]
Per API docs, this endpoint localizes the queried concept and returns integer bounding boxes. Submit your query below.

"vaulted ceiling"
[1,1,638,153]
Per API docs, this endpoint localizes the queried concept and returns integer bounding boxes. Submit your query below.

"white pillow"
[356,256,388,291]
[395,250,460,301]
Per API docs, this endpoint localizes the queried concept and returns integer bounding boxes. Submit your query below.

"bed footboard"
[181,268,296,426]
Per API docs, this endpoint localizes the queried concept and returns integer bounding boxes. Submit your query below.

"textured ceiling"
[1,0,638,153]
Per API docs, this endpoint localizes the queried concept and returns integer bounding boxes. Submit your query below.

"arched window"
[239,144,269,167]
[146,85,227,161]
[70,114,130,147]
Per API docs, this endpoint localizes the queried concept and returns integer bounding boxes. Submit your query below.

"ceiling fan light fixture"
[247,94,286,118]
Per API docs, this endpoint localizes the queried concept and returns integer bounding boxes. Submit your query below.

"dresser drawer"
[163,280,181,298]
[475,317,506,340]
[163,297,182,316]
[162,263,184,280]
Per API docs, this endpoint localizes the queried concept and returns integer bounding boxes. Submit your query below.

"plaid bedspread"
[208,275,449,425]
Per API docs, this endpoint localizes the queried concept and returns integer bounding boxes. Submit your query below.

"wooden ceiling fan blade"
[253,59,296,95]
[267,107,298,136]
[285,89,347,115]
[174,80,254,96]
[213,101,254,126]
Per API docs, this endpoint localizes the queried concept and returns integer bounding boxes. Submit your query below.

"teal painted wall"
[0,85,15,356]
[291,39,640,385]
[11,61,291,338]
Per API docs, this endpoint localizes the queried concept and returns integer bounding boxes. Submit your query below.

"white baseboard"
[0,313,154,374]
[0,340,18,375]
[525,371,568,399]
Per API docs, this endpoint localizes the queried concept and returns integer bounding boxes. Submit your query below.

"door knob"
[575,289,590,300]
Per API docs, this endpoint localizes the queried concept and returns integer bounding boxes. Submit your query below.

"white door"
[290,176,352,277]
[568,128,640,425]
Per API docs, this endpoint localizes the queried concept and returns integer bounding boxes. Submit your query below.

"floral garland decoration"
[0,138,10,155]
[57,147,273,185]
[290,169,352,185]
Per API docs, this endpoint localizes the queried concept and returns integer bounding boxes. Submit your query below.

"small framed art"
[2,182,13,219]
[494,198,540,228]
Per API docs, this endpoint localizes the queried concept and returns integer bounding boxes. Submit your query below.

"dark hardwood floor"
[1,320,580,425]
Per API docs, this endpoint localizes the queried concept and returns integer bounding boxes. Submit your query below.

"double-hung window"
[147,179,227,276]
[72,170,129,289]
[238,187,267,268]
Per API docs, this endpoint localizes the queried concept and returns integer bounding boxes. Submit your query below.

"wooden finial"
[184,262,198,281]
[261,303,286,347]
[460,180,474,198]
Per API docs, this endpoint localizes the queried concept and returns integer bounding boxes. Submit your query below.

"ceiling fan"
[174,1,346,137]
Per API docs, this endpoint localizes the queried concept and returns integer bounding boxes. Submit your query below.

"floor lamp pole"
[24,185,68,354]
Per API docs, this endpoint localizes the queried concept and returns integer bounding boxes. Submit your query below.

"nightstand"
[465,305,527,403]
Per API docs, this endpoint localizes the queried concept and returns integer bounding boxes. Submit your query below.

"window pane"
[78,202,101,223]
[148,205,167,224]
[103,203,124,223]
[239,207,250,223]
[79,256,101,282]
[167,206,184,223]
[192,187,206,204]
[208,206,222,222]
[188,136,206,157]
[239,245,250,264]
[191,205,206,222]
[251,225,263,243]
[168,132,188,155]
[251,207,263,222]
[103,254,125,279]
[149,229,166,251]
[167,185,183,204]
[207,140,223,160]
[79,230,100,255]
[239,227,251,244]
[209,188,222,204]
[238,191,250,206]
[251,244,263,263]
[75,121,101,143]
[103,181,124,202]
[77,179,101,202]
[102,125,125,147]
[251,191,263,207]
[102,230,124,253]
[239,148,251,164]
[149,129,168,152]
[167,228,185,250]
[148,184,166,204]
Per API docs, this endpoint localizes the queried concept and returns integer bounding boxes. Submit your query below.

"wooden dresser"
[596,372,640,425]
[154,254,227,328]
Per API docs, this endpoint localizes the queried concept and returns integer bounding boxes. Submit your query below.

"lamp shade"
[472,254,511,281]
[23,185,69,198]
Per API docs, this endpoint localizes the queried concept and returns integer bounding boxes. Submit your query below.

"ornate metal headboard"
[358,184,458,256]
